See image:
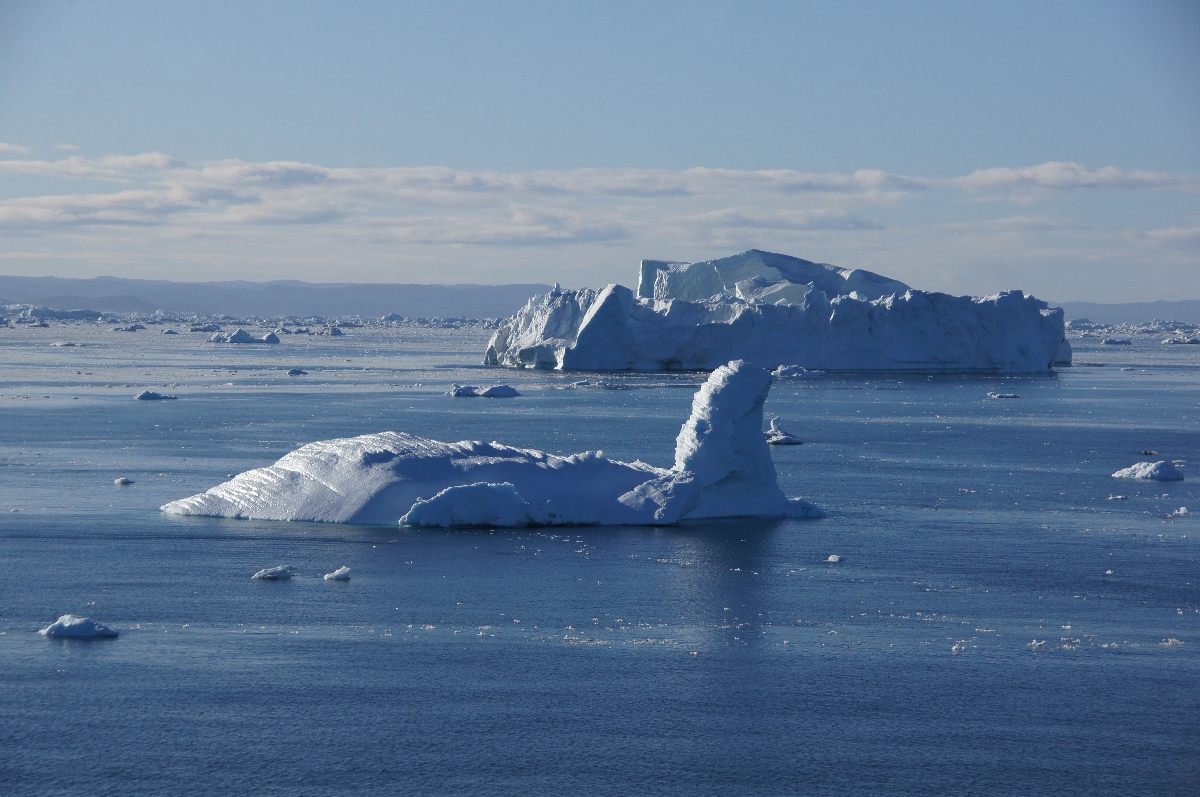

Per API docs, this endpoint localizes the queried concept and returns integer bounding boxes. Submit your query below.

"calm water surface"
[1,324,1197,795]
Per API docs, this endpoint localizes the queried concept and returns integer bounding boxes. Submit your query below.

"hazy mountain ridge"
[0,275,552,320]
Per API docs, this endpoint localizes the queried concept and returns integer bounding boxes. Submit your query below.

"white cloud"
[0,142,32,156]
[1144,224,1200,250]
[948,162,1200,193]
[54,144,81,151]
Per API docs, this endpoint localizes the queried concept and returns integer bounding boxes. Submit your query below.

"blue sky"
[0,0,1197,301]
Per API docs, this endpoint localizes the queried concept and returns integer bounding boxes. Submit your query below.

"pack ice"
[484,250,1070,373]
[161,361,822,527]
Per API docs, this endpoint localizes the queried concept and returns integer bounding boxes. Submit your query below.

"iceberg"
[162,360,823,527]
[209,328,279,344]
[39,615,119,639]
[484,250,1069,373]
[324,566,351,581]
[1112,461,1184,481]
[135,390,176,401]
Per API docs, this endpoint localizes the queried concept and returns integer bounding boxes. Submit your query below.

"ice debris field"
[162,360,822,526]
[485,249,1071,373]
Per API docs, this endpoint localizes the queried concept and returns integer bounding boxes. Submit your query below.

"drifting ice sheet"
[484,249,1069,373]
[162,361,822,527]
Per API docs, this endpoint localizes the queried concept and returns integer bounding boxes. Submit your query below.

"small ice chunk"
[324,566,351,581]
[987,392,1020,399]
[1141,450,1158,456]
[764,417,802,445]
[162,329,178,335]
[114,477,134,485]
[40,614,119,639]
[52,342,78,347]
[261,332,280,344]
[826,554,843,563]
[1101,338,1132,345]
[252,565,297,580]
[1107,495,1127,500]
[1168,507,1189,518]
[136,390,177,401]
[451,384,519,398]
[287,368,307,376]
[772,365,822,378]
[1112,460,1184,481]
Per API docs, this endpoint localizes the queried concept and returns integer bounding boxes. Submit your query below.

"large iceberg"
[484,249,1070,373]
[162,361,821,526]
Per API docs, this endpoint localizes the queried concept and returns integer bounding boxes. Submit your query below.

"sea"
[1,321,1197,796]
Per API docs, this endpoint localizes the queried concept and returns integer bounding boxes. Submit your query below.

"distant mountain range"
[1053,300,1200,325]
[0,274,1195,324]
[0,275,552,320]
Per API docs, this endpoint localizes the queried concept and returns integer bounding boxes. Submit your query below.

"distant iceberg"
[39,615,119,639]
[210,328,279,344]
[162,360,822,527]
[136,390,176,401]
[1112,461,1184,481]
[483,250,1069,373]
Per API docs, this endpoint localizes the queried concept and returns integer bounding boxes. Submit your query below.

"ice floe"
[135,390,176,401]
[324,566,351,581]
[450,384,520,398]
[252,565,297,580]
[114,477,133,485]
[484,250,1069,373]
[1112,461,1184,481]
[987,392,1020,399]
[162,360,823,527]
[826,554,843,563]
[39,615,119,639]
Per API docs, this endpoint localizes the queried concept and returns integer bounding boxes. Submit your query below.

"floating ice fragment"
[951,640,967,653]
[1101,338,1132,345]
[1107,495,1127,500]
[772,365,822,378]
[1028,639,1045,649]
[39,615,119,639]
[764,417,802,445]
[162,329,178,334]
[987,392,1020,399]
[1141,450,1158,456]
[209,328,278,344]
[287,368,308,376]
[1105,570,1113,575]
[826,554,843,563]
[1162,336,1200,345]
[135,390,177,401]
[1112,461,1184,481]
[1160,638,1184,647]
[450,384,520,398]
[324,566,351,581]
[252,565,297,580]
[1167,507,1189,518]
[114,477,133,485]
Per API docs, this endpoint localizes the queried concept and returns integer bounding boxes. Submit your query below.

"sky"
[0,0,1197,302]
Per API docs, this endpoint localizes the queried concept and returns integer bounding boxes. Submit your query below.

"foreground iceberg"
[162,361,822,527]
[484,249,1069,373]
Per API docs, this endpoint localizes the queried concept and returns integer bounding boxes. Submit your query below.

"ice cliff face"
[484,249,1070,373]
[162,361,822,527]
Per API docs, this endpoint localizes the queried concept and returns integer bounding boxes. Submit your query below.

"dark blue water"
[1,326,1197,795]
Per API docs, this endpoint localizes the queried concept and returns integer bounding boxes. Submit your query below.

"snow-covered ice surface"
[162,361,822,526]
[485,250,1069,373]
[1113,460,1185,481]
[38,614,119,639]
